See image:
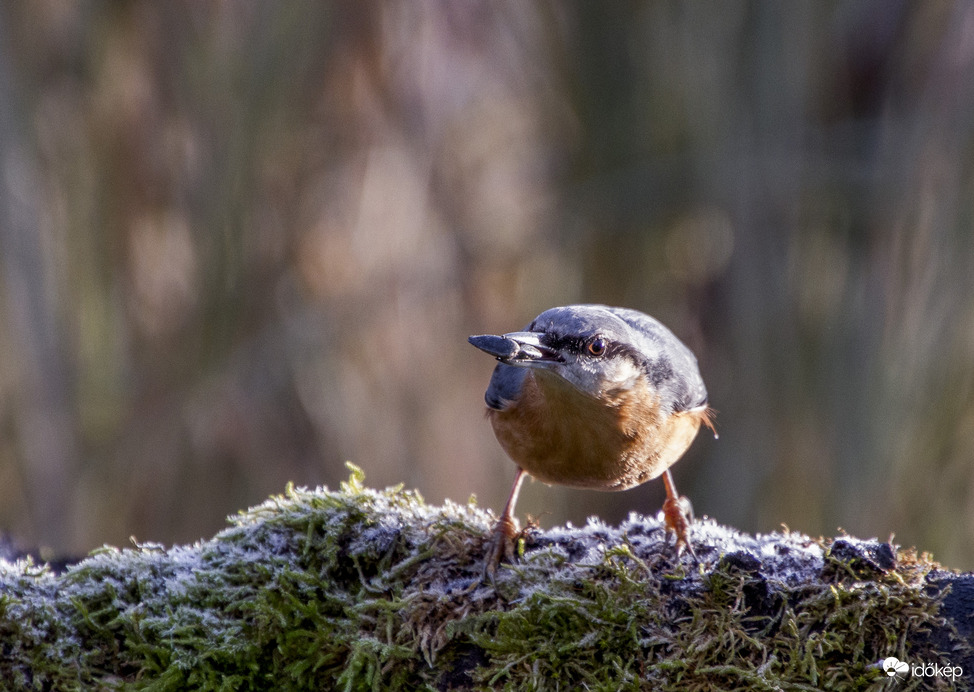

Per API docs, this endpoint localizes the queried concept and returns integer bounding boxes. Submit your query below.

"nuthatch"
[469,304,714,570]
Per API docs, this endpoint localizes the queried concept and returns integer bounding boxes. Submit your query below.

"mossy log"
[1,466,971,691]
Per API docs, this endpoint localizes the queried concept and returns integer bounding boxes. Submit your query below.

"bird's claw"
[662,494,697,559]
[483,515,520,582]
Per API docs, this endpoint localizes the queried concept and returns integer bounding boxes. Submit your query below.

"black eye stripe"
[646,355,673,387]
[543,334,589,353]
[541,333,576,352]
[542,333,633,360]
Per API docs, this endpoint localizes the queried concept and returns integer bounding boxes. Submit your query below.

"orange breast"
[488,370,703,490]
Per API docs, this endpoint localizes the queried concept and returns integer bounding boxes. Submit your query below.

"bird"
[469,304,714,573]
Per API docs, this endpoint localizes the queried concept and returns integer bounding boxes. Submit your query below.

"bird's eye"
[586,337,607,357]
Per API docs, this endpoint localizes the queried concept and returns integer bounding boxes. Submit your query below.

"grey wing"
[484,362,528,411]
[668,352,709,411]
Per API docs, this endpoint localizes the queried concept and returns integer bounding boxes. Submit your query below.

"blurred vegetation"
[0,1,972,570]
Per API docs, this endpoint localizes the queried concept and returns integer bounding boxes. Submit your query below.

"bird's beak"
[468,331,562,366]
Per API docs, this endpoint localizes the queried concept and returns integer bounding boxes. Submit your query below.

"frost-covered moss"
[0,465,969,691]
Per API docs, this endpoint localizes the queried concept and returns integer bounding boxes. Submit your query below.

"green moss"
[0,465,967,690]
[457,540,951,691]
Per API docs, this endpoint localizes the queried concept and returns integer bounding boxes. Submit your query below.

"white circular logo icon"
[884,657,909,677]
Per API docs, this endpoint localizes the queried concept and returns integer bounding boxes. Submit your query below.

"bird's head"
[469,304,707,413]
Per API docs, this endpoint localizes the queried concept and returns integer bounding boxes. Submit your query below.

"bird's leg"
[484,467,526,580]
[661,469,696,558]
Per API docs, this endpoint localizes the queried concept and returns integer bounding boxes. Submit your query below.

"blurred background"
[1,2,972,570]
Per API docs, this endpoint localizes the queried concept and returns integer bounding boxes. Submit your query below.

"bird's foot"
[483,515,520,582]
[662,494,697,559]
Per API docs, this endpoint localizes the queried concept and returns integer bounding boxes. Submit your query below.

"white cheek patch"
[602,358,643,391]
[556,356,644,398]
